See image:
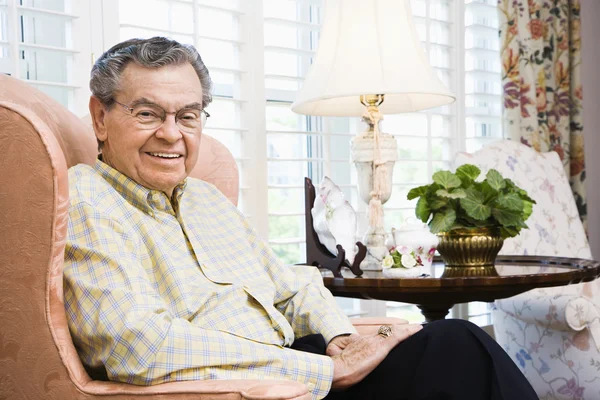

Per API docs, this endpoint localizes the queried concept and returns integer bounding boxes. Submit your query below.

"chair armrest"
[496,292,600,333]
[82,379,311,400]
[77,317,409,399]
[350,317,409,335]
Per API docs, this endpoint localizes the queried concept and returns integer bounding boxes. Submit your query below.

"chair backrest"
[0,74,239,398]
[454,140,591,259]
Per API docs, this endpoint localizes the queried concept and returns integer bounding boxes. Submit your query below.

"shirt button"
[307,382,315,391]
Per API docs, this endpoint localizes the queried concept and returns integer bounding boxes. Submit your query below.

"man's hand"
[330,323,423,390]
[326,334,360,357]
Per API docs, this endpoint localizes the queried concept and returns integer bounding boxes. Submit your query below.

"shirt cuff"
[313,353,334,399]
[327,332,353,345]
[319,320,358,345]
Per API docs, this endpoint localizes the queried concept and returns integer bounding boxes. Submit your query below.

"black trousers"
[290,319,538,400]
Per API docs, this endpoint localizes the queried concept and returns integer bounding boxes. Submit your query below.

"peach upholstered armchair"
[0,74,401,399]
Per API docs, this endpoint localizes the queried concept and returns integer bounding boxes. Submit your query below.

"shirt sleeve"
[64,200,334,399]
[239,213,357,344]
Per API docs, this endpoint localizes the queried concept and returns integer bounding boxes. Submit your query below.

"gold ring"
[377,325,393,338]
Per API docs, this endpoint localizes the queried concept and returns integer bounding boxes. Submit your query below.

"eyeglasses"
[112,99,210,133]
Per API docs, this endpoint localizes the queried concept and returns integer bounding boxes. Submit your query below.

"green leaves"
[430,208,456,233]
[406,163,536,238]
[492,208,522,227]
[522,200,534,221]
[460,189,492,220]
[455,164,481,185]
[436,188,467,199]
[415,197,431,223]
[407,185,429,200]
[495,193,523,211]
[429,198,448,210]
[391,250,402,265]
[486,169,506,191]
[500,226,520,239]
[432,171,461,189]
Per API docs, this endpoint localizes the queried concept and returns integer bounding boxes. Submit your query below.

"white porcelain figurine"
[312,177,358,264]
[390,220,439,269]
[382,220,438,278]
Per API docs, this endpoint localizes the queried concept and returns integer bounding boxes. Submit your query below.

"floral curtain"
[499,0,587,228]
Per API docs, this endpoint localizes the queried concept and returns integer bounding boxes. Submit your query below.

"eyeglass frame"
[112,98,210,132]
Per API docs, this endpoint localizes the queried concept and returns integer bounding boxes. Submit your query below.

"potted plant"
[406,164,536,273]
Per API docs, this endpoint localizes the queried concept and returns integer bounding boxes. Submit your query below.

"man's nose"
[156,114,182,142]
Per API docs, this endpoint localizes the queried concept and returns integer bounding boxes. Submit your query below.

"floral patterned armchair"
[455,140,600,400]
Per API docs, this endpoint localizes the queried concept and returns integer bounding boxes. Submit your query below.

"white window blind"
[264,0,323,265]
[262,0,459,321]
[265,0,462,266]
[263,0,502,324]
[464,0,502,152]
[41,0,501,325]
[462,0,502,325]
[0,0,93,115]
[383,0,459,322]
[381,0,457,233]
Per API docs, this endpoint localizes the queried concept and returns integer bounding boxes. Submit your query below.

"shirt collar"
[94,157,187,215]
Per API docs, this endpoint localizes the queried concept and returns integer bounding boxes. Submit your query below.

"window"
[263,0,328,265]
[461,0,502,323]
[12,0,503,324]
[262,0,366,316]
[263,0,502,323]
[383,0,458,322]
[0,0,94,116]
[464,0,502,153]
[117,0,504,324]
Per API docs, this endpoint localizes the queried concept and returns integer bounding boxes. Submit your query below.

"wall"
[581,0,600,259]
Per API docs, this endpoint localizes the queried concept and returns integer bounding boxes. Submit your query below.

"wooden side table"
[320,255,600,322]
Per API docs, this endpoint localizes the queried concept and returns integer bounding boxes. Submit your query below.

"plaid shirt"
[64,160,356,399]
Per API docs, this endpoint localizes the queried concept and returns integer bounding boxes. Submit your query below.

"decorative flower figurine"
[427,247,436,263]
[401,254,417,268]
[311,177,358,264]
[389,222,438,269]
[383,246,424,269]
[381,246,426,278]
[382,255,394,269]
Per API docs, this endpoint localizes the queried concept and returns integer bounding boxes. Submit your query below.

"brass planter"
[437,228,504,277]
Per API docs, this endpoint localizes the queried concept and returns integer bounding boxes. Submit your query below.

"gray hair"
[90,37,213,151]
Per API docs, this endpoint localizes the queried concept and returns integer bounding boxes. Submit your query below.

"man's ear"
[89,96,108,142]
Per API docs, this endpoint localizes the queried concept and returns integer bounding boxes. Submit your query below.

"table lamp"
[292,0,455,270]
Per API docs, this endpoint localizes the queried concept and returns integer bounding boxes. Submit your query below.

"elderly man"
[64,37,537,400]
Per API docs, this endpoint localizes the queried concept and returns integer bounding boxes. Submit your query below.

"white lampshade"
[291,0,455,117]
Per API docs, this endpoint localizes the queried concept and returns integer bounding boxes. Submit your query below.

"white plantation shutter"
[461,0,502,325]
[265,0,463,263]
[381,0,458,235]
[0,0,93,116]
[464,0,503,152]
[263,0,502,324]
[264,0,326,265]
[382,0,461,322]
[0,0,504,324]
[262,0,364,316]
[102,0,503,324]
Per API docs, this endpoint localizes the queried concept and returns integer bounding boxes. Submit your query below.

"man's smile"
[146,152,183,159]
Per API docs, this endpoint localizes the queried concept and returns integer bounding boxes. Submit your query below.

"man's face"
[91,63,204,197]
